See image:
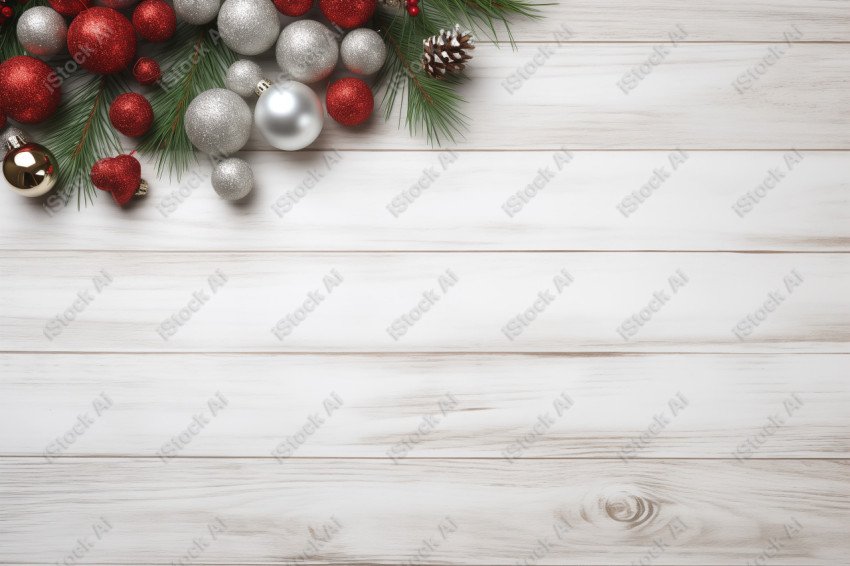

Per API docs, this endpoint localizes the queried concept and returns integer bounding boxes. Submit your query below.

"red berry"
[407,5,419,15]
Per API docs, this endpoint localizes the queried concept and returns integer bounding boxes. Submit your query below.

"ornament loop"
[135,179,149,197]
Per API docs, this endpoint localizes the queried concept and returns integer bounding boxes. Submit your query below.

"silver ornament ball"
[225,59,264,97]
[16,6,67,59]
[254,81,324,151]
[184,89,253,156]
[218,0,280,56]
[341,28,386,75]
[275,20,339,84]
[212,158,254,200]
[174,0,222,25]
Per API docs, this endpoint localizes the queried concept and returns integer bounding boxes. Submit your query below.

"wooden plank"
[503,0,850,41]
[1,458,847,564]
[8,151,849,252]
[1,252,846,353]
[1,353,846,458]
[222,45,850,150]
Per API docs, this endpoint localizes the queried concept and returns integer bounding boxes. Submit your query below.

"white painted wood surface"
[1,0,849,563]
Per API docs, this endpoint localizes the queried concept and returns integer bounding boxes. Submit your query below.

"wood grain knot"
[603,493,657,528]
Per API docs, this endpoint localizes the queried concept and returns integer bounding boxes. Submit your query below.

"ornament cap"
[255,79,272,96]
[4,134,27,152]
[135,179,149,197]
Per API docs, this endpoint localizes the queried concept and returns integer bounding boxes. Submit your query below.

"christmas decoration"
[254,80,323,150]
[218,0,280,56]
[0,3,15,27]
[133,56,161,85]
[212,157,253,200]
[109,92,153,137]
[66,8,136,74]
[47,0,90,18]
[184,88,251,156]
[16,6,67,59]
[90,153,148,206]
[0,109,5,130]
[340,28,385,75]
[0,56,61,124]
[95,0,141,9]
[319,0,375,29]
[275,19,337,84]
[273,0,311,17]
[225,59,263,97]
[406,0,419,16]
[2,129,58,197]
[326,77,373,126]
[132,0,176,43]
[173,0,221,25]
[421,25,474,79]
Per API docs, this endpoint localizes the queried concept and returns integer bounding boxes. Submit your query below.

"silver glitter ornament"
[218,0,280,56]
[225,59,264,97]
[254,80,323,151]
[184,89,253,156]
[174,0,222,25]
[275,20,339,84]
[16,6,67,59]
[212,158,254,200]
[340,28,386,75]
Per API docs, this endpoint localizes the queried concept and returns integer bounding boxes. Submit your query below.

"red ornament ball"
[133,57,161,86]
[273,0,312,16]
[326,77,373,126]
[0,109,6,130]
[67,8,136,74]
[132,0,175,43]
[319,0,375,29]
[0,56,62,124]
[109,93,153,137]
[90,153,143,206]
[48,0,90,17]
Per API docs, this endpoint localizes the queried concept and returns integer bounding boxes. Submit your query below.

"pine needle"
[137,24,236,180]
[42,74,125,208]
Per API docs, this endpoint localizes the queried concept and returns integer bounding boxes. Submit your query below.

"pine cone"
[421,25,476,79]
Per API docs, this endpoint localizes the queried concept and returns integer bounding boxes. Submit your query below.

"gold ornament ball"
[3,142,58,197]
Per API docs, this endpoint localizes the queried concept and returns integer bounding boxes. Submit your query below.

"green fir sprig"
[375,0,541,145]
[138,24,236,180]
[42,74,126,208]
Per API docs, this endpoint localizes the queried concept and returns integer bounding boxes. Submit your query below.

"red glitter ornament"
[273,0,312,16]
[47,0,89,17]
[319,0,375,29]
[133,57,161,86]
[326,77,373,126]
[0,56,62,124]
[0,109,6,130]
[90,153,145,206]
[109,93,153,137]
[132,0,175,43]
[67,7,136,74]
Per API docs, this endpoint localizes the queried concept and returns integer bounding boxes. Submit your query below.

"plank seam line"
[4,250,850,254]
[2,456,849,461]
[2,351,849,356]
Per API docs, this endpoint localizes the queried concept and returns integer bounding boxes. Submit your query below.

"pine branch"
[42,74,125,208]
[375,0,541,145]
[137,24,236,180]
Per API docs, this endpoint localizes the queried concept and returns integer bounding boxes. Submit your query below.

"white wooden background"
[2,1,850,564]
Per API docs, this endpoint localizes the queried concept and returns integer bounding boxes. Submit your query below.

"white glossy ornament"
[16,6,67,59]
[254,80,324,151]
[218,0,280,56]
